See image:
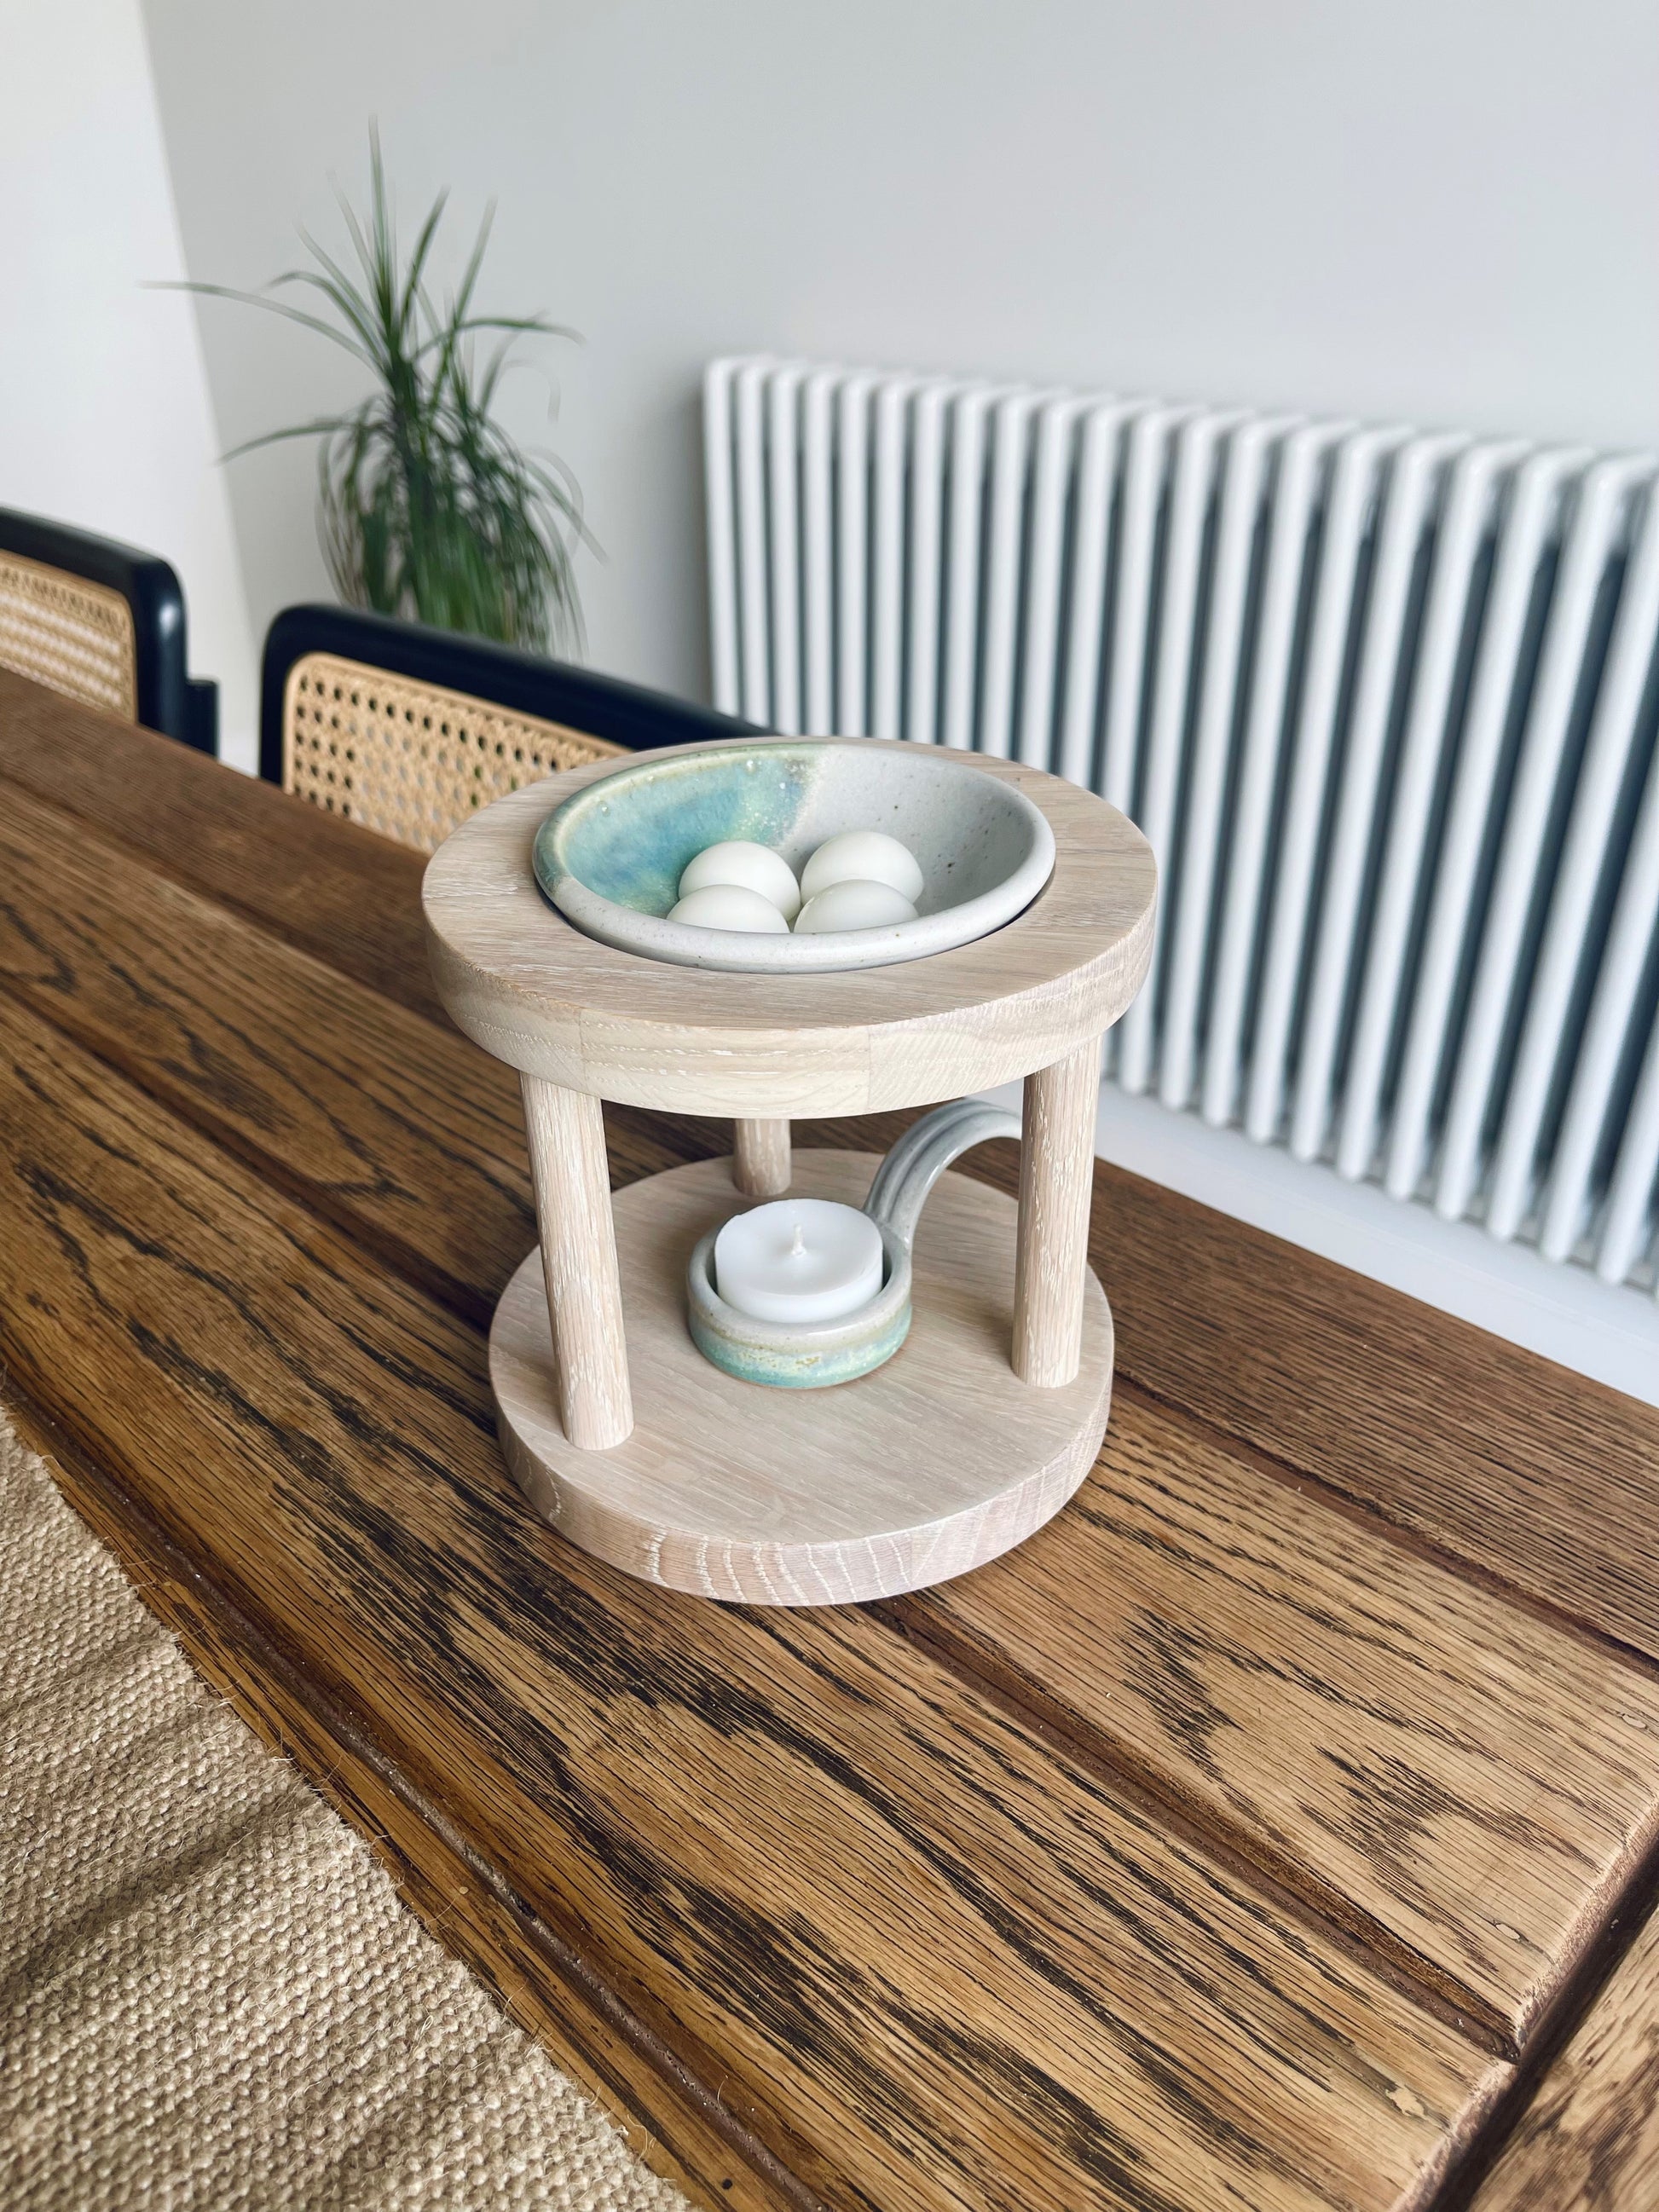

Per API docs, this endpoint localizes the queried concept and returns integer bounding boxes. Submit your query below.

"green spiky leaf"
[168,126,588,654]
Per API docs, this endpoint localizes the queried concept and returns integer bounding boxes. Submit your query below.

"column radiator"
[703,357,1659,1300]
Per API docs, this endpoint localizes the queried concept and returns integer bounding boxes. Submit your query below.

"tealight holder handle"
[862,1098,1023,1252]
[687,1098,1022,1390]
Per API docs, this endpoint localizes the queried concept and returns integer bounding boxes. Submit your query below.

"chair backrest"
[261,605,758,852]
[0,507,215,751]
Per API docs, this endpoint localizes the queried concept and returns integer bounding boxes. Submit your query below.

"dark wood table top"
[3,665,1657,2211]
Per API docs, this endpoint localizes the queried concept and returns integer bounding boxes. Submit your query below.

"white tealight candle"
[678,840,801,922]
[794,879,918,933]
[801,829,924,906]
[667,884,790,933]
[714,1198,885,1325]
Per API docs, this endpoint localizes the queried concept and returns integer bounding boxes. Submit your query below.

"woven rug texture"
[0,1409,688,2212]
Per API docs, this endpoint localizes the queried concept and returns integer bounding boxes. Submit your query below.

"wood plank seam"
[750,1112,1659,1687]
[0,1379,828,2212]
[8,778,1659,2069]
[9,695,1659,2195]
[1111,1365,1659,1695]
[0,785,445,1031]
[0,847,1618,1691]
[877,1596,1518,2061]
[6,707,1654,1663]
[0,956,1529,2056]
[7,958,1659,2068]
[11,919,1646,1705]
[902,1357,1659,2049]
[0,983,1509,2212]
[1436,1816,1659,2208]
[1,921,1646,1702]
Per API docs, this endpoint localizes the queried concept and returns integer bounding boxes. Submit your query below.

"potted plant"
[181,131,587,654]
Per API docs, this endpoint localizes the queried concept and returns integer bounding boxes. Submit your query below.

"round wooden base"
[489,1151,1113,1606]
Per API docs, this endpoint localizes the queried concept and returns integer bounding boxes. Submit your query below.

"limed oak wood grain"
[732,1117,790,1196]
[914,1388,1659,2044]
[9,682,1657,1667]
[0,987,1502,2212]
[5,772,1658,2060]
[1469,1900,1659,2209]
[520,1075,633,1449]
[422,751,1156,1115]
[1013,1039,1101,1387]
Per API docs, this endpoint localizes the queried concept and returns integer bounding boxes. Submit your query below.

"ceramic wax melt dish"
[423,734,1157,1608]
[532,739,1055,973]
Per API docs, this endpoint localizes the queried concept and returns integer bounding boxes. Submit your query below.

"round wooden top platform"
[423,738,1156,1116]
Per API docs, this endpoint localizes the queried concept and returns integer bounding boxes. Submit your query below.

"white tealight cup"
[678,840,801,922]
[713,1198,885,1325]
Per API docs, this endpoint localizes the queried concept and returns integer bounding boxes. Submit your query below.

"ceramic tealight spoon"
[685,1098,1022,1388]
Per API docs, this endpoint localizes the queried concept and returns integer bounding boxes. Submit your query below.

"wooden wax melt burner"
[424,736,1156,1606]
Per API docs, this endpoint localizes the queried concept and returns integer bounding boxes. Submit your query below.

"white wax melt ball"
[668,884,790,933]
[678,840,801,922]
[794,880,919,933]
[801,829,924,906]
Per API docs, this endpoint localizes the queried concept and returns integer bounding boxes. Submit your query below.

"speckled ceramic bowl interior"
[532,740,1055,973]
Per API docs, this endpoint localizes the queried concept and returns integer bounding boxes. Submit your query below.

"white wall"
[0,0,257,766]
[107,4,1659,1383]
[141,0,1659,714]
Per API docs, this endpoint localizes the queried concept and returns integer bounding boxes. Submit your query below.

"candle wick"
[789,1223,806,1258]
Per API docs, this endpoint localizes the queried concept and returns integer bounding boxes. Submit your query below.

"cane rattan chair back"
[278,653,627,852]
[0,549,136,719]
[262,607,758,852]
[0,508,216,750]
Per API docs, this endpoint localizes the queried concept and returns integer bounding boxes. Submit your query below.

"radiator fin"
[704,357,1659,1295]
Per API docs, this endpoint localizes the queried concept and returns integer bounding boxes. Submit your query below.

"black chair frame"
[260,604,759,787]
[0,506,217,753]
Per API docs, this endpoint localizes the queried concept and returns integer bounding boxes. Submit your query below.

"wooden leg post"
[733,1118,792,1197]
[520,1077,633,1450]
[1013,1040,1101,1388]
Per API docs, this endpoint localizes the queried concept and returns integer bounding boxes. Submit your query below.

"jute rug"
[0,1410,688,2211]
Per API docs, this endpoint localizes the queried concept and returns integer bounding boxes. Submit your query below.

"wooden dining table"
[3,664,1658,2211]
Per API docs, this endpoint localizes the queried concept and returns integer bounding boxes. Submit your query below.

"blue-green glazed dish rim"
[531,738,1055,975]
